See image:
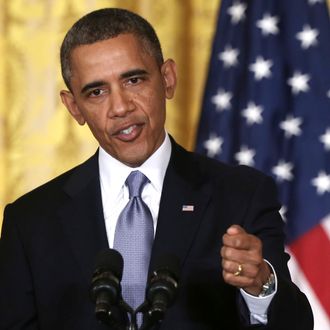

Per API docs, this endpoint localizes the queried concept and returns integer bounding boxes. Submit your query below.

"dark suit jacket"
[0,140,313,330]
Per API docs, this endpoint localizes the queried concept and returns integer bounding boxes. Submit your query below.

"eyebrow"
[120,69,149,79]
[81,81,107,94]
[80,69,149,95]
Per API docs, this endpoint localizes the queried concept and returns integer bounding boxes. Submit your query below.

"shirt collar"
[99,132,172,195]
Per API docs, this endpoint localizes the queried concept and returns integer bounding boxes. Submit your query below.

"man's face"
[61,34,177,167]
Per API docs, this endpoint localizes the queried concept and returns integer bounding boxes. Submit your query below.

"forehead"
[70,34,156,75]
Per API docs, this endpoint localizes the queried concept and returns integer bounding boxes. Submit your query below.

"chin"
[122,144,152,167]
[121,152,148,168]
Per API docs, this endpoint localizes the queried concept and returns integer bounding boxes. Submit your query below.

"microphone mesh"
[94,249,124,280]
[153,254,180,279]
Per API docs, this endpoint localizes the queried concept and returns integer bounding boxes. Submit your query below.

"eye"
[126,75,147,86]
[128,77,140,84]
[88,88,106,97]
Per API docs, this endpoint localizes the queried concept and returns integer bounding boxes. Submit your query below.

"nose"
[108,88,135,117]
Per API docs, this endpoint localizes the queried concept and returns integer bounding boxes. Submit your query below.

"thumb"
[226,224,246,235]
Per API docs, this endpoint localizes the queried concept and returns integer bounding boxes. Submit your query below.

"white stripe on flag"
[288,248,330,330]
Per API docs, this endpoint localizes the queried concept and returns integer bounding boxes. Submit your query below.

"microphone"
[144,254,180,325]
[90,249,124,326]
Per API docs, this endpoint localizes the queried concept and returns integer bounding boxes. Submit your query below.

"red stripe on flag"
[289,224,330,318]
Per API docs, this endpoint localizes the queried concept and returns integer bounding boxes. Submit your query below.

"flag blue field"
[195,1,330,328]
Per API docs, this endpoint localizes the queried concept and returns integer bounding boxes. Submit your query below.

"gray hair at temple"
[60,8,164,90]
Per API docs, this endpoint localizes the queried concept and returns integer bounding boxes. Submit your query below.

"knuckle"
[221,247,229,259]
[224,248,231,258]
[220,246,226,258]
[223,272,232,282]
[225,248,235,259]
[234,237,242,248]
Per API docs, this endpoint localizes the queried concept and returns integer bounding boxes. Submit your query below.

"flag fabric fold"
[195,1,330,328]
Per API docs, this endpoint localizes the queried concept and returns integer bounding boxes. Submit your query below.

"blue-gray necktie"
[113,170,154,310]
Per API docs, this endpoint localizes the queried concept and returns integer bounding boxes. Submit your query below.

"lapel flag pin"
[182,205,194,212]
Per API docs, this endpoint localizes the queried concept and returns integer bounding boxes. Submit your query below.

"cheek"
[150,96,166,128]
[81,110,108,136]
[133,89,166,123]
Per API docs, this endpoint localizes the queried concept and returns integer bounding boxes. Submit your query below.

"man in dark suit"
[0,8,313,330]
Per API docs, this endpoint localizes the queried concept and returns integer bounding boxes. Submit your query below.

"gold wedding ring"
[234,264,243,276]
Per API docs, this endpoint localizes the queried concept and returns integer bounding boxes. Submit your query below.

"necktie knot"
[126,170,149,198]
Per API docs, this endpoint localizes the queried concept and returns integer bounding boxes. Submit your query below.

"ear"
[161,59,177,99]
[60,90,86,125]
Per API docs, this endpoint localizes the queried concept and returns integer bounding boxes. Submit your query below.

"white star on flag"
[227,1,247,24]
[219,45,240,68]
[308,0,324,5]
[279,205,287,222]
[241,101,263,125]
[287,71,310,94]
[256,13,280,36]
[311,171,330,195]
[203,134,223,158]
[327,89,330,98]
[211,89,233,111]
[235,146,256,166]
[296,25,319,49]
[249,56,273,80]
[320,128,330,151]
[279,115,303,138]
[272,161,294,181]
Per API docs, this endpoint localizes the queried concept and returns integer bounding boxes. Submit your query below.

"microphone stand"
[134,301,162,330]
[97,297,162,329]
[119,300,137,330]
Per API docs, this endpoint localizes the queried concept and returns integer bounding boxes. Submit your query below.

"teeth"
[120,125,136,135]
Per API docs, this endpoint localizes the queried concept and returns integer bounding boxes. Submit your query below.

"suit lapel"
[150,141,212,271]
[55,142,213,281]
[57,152,109,281]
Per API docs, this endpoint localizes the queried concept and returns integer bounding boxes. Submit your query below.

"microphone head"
[91,249,125,325]
[151,253,180,280]
[145,254,180,323]
[94,249,124,280]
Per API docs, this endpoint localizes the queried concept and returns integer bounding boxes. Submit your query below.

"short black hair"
[60,8,164,89]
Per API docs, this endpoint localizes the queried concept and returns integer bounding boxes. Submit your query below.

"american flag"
[195,0,330,328]
[182,205,195,212]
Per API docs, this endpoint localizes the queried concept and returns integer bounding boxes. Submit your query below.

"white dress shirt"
[99,133,171,247]
[98,132,276,325]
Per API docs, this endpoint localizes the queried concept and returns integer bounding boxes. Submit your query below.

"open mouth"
[114,123,144,142]
[120,125,136,135]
